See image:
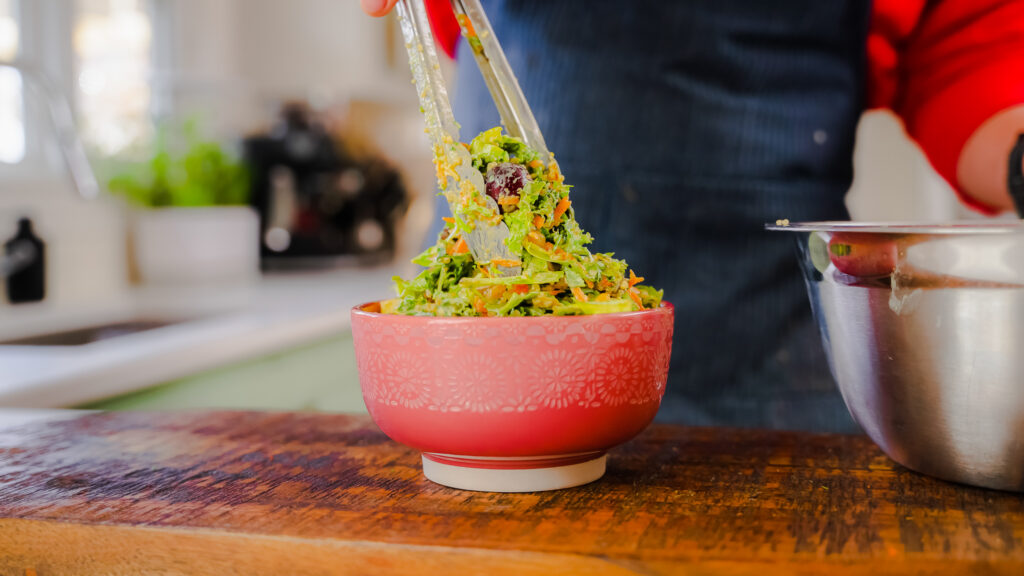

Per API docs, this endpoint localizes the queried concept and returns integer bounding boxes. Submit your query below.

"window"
[0,0,24,164]
[0,0,159,170]
[73,0,153,155]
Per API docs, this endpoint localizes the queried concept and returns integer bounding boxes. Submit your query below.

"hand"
[957,104,1024,213]
[361,0,398,17]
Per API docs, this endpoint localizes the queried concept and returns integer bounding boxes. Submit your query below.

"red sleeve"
[868,0,1024,214]
[426,0,460,59]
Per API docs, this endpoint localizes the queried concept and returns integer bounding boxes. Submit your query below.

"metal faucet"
[0,61,100,200]
[1,61,99,280]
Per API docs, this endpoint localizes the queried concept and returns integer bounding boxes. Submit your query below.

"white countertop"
[0,267,399,408]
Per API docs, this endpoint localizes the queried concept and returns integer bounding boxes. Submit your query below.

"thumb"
[361,0,399,17]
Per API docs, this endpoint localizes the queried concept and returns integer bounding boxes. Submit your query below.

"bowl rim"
[352,301,674,321]
[765,220,1024,235]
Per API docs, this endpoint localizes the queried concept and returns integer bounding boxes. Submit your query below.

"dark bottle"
[4,218,45,303]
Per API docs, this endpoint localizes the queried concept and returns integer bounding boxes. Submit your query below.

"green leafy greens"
[385,127,661,317]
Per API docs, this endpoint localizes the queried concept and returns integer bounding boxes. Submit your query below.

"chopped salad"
[385,127,662,316]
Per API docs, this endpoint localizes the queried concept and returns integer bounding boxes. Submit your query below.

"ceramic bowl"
[350,303,674,492]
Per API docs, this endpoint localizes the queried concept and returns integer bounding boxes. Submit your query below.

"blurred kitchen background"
[0,0,982,413]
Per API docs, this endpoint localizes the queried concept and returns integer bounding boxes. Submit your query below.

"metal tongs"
[397,0,551,275]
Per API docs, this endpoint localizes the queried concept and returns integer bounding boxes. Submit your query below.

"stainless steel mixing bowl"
[770,221,1024,491]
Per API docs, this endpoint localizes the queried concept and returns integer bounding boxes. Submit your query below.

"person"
[362,0,1024,432]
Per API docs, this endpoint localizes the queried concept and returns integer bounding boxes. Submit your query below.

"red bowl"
[351,303,674,492]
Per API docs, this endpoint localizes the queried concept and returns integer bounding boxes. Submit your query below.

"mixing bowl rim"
[765,220,1024,235]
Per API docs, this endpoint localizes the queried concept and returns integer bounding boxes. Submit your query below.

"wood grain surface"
[0,410,1022,575]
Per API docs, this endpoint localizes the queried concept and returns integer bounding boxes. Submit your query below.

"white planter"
[133,206,260,286]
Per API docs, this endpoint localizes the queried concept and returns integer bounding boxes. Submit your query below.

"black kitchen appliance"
[244,103,408,268]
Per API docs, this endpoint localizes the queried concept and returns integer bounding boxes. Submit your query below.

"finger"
[361,0,398,17]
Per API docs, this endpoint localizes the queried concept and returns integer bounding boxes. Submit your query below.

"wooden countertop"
[0,410,1022,575]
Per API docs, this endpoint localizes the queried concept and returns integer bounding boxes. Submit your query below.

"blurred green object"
[77,333,365,414]
[105,121,250,208]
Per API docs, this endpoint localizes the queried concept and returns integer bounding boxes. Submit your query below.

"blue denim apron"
[441,0,871,432]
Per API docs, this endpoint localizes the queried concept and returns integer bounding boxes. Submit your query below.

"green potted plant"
[105,123,259,286]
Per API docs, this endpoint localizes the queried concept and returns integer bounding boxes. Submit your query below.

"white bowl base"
[421,453,607,492]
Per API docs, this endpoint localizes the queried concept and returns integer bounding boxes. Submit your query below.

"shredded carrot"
[512,284,530,294]
[442,217,455,225]
[489,285,506,299]
[453,237,470,254]
[595,293,611,302]
[491,258,522,267]
[533,215,545,229]
[434,161,446,186]
[498,196,520,207]
[628,270,645,287]
[545,242,554,251]
[571,286,589,303]
[528,159,544,169]
[460,142,470,151]
[474,298,488,315]
[628,287,644,308]
[546,161,563,182]
[456,13,478,38]
[552,197,571,225]
[363,301,382,313]
[527,231,547,247]
[586,280,594,289]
